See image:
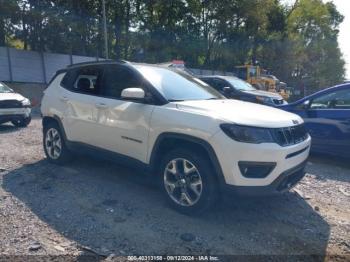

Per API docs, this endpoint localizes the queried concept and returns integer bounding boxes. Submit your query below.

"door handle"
[95,103,108,109]
[60,96,68,102]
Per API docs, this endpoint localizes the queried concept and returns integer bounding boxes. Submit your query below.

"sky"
[332,0,350,79]
[283,0,350,79]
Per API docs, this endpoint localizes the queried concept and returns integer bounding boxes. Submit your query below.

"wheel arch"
[149,133,226,185]
[42,115,67,141]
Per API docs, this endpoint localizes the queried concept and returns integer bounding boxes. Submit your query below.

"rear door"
[59,65,103,145]
[92,64,155,163]
[305,87,350,156]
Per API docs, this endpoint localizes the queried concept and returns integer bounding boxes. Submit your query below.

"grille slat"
[272,124,308,147]
[0,100,22,109]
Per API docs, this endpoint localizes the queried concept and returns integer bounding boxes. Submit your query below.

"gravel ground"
[0,118,349,261]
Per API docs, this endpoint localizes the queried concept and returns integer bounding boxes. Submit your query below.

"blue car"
[278,84,350,158]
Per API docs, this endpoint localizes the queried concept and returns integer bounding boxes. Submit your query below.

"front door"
[305,87,350,156]
[93,64,155,163]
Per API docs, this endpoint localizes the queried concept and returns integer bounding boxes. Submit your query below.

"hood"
[175,99,303,128]
[241,89,283,99]
[0,92,26,101]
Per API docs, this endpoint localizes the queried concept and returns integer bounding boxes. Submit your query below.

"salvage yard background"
[0,47,231,84]
[0,46,232,113]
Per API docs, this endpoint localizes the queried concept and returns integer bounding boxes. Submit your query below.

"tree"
[0,0,20,46]
[0,0,346,91]
[287,0,345,91]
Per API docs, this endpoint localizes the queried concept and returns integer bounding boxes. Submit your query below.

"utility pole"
[102,0,109,59]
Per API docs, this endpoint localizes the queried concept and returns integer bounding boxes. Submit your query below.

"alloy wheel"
[45,128,62,160]
[163,158,203,207]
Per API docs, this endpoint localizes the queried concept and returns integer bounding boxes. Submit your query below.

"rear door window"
[60,69,77,90]
[61,66,104,96]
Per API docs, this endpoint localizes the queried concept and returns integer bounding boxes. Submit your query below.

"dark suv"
[200,75,287,106]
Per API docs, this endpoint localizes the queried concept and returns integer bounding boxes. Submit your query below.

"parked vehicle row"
[199,75,286,106]
[199,74,350,158]
[0,82,31,127]
[278,84,350,158]
[41,61,310,214]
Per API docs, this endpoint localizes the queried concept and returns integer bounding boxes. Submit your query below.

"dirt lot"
[0,118,349,261]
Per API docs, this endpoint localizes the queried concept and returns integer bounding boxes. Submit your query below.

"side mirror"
[302,100,310,109]
[121,88,145,100]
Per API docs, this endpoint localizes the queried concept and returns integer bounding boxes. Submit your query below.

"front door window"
[310,89,350,109]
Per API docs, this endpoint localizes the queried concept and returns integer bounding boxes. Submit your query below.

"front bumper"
[0,108,31,123]
[221,160,307,196]
[210,130,311,190]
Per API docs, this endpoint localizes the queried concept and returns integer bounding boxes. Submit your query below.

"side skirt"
[66,141,151,174]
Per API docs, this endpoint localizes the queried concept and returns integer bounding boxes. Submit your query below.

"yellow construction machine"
[234,65,290,100]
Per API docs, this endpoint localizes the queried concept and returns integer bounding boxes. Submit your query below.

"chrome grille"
[272,124,308,146]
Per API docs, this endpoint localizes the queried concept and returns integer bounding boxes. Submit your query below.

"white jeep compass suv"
[0,82,31,127]
[41,61,311,214]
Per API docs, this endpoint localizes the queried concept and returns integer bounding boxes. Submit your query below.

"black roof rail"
[67,59,129,68]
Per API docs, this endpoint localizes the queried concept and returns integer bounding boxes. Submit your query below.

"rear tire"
[43,122,72,165]
[11,116,31,127]
[160,148,219,215]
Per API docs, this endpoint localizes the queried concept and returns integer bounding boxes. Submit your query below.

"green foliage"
[0,0,20,46]
[0,0,345,91]
[286,0,345,91]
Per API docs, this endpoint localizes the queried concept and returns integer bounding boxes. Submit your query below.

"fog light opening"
[238,162,276,178]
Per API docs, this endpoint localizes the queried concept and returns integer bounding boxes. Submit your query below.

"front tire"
[160,148,219,215]
[11,116,31,127]
[43,122,71,164]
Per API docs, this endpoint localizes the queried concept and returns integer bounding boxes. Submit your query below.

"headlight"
[256,96,274,105]
[220,124,274,144]
[21,98,31,107]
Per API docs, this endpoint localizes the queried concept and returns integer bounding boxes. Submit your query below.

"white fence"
[0,46,233,84]
[0,47,102,84]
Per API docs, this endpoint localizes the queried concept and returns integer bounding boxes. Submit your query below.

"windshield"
[225,77,256,91]
[135,65,224,101]
[0,82,14,93]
